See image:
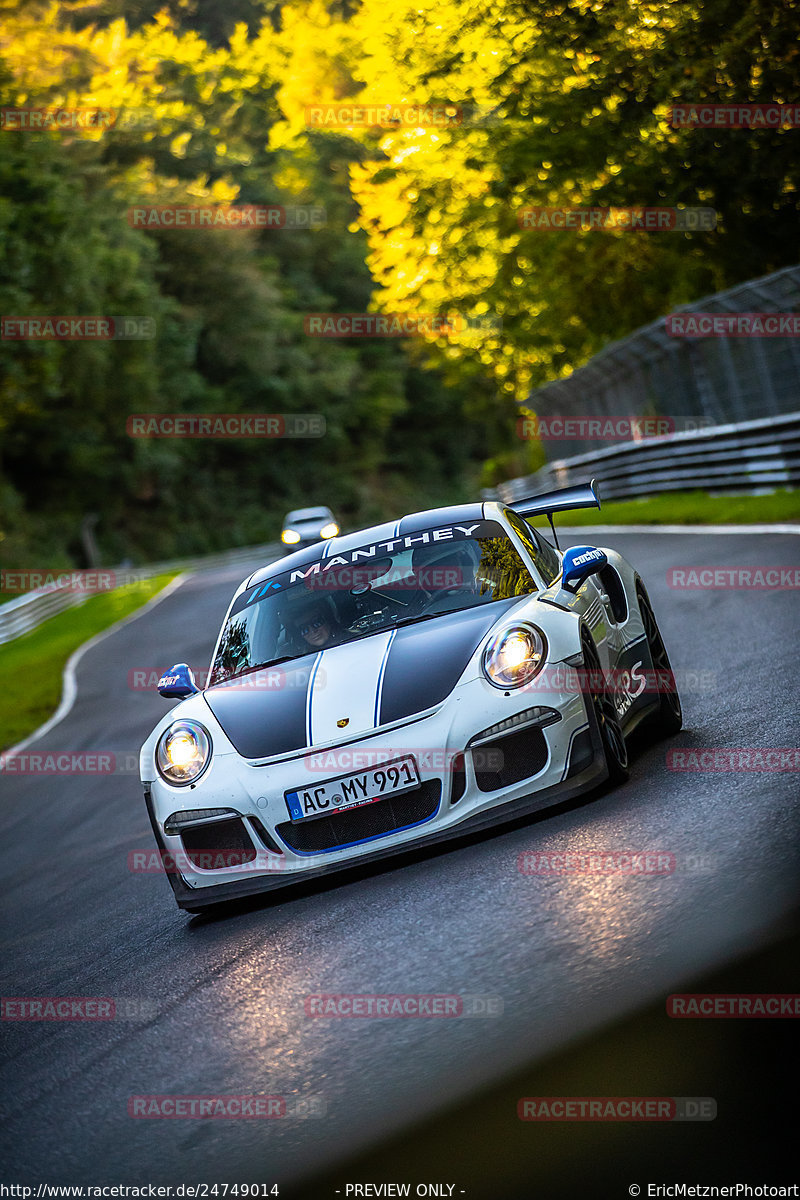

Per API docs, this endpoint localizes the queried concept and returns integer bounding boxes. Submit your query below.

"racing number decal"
[613,660,646,719]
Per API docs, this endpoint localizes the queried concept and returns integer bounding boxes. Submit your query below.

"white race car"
[140,482,681,912]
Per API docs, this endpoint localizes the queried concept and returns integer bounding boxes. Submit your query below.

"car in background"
[281,506,339,550]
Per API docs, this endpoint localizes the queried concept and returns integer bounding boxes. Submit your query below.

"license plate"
[285,756,420,822]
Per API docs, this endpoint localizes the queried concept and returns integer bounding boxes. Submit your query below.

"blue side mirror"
[561,545,608,594]
[158,662,200,699]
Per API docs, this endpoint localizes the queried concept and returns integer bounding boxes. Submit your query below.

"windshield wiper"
[389,611,459,630]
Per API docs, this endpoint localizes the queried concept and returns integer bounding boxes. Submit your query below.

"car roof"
[247,501,494,591]
[284,507,333,522]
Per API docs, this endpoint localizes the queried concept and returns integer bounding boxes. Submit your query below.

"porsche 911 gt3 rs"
[140,481,682,912]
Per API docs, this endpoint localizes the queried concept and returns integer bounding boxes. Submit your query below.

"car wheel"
[582,631,630,784]
[636,584,683,737]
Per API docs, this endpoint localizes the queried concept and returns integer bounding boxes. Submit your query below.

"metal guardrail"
[0,541,280,647]
[520,265,800,462]
[484,412,800,505]
[488,266,800,507]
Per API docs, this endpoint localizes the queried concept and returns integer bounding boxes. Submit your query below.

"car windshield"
[209,518,536,685]
[285,508,330,523]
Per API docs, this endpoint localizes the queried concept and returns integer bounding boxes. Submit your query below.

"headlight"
[320,521,339,539]
[282,529,301,545]
[482,624,547,689]
[156,720,212,786]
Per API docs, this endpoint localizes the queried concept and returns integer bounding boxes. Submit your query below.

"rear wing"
[507,479,601,550]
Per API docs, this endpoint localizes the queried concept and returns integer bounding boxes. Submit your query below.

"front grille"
[180,816,257,869]
[276,780,441,853]
[471,725,548,792]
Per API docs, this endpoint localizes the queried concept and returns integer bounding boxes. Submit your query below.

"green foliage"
[340,0,799,396]
[0,1,499,565]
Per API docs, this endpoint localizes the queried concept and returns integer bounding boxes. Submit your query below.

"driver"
[287,596,342,652]
[410,542,477,602]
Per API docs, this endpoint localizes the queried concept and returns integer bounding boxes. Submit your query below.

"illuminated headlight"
[320,522,339,539]
[282,529,301,545]
[483,625,547,689]
[156,720,211,786]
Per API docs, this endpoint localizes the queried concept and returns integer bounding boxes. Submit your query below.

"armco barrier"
[518,266,800,462]
[484,412,800,505]
[0,542,280,647]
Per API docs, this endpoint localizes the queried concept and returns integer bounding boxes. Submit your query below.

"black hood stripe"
[378,598,520,726]
[204,658,315,759]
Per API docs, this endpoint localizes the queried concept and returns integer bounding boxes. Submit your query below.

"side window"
[530,526,561,584]
[504,509,561,586]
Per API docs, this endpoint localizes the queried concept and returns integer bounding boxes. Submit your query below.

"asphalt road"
[1,531,798,1190]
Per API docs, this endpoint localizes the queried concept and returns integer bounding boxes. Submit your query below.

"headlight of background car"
[482,624,547,689]
[320,521,339,539]
[156,720,212,785]
[281,528,301,545]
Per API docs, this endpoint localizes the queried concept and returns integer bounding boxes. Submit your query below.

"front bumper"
[142,672,607,909]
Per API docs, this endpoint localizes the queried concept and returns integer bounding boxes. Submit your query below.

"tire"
[582,631,630,784]
[636,584,683,737]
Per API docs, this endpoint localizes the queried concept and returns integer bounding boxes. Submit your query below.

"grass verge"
[528,488,800,527]
[0,573,179,754]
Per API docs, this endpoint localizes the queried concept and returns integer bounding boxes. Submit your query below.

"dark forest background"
[1,0,796,566]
